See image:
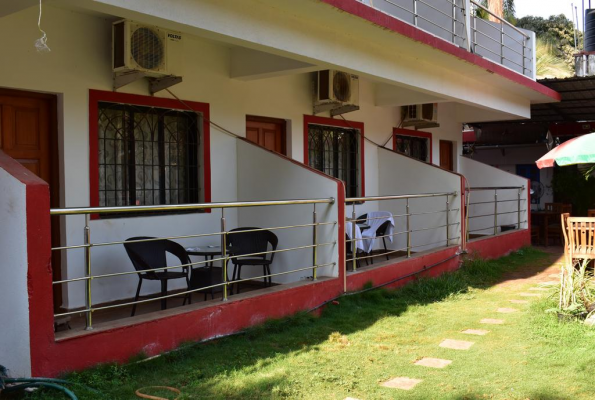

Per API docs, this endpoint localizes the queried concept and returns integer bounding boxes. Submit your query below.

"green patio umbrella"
[536,132,595,169]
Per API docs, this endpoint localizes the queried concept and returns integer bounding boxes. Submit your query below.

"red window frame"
[303,115,365,197]
[89,89,211,218]
[392,127,432,163]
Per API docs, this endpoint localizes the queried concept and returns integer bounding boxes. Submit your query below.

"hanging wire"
[34,0,51,53]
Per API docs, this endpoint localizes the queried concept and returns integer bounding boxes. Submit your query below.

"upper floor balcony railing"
[357,0,535,79]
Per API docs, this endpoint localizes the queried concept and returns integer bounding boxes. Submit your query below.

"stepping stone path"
[461,329,489,336]
[497,307,518,313]
[480,318,504,324]
[414,357,452,368]
[370,254,561,394]
[381,377,423,390]
[439,339,474,350]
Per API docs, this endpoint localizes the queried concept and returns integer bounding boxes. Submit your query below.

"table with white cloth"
[359,211,396,254]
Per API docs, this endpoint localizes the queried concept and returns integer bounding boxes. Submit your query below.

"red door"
[439,140,454,171]
[0,89,61,310]
[246,116,287,155]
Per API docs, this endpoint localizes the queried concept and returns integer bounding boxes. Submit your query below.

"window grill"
[395,134,429,162]
[97,102,201,215]
[308,124,360,197]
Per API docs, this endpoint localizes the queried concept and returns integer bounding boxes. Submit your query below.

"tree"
[535,40,573,79]
[476,0,516,24]
[517,14,582,73]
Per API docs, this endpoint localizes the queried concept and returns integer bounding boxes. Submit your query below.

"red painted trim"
[392,127,433,163]
[318,0,561,102]
[346,246,461,292]
[22,133,347,377]
[467,229,530,259]
[303,115,366,197]
[0,152,53,377]
[0,151,48,186]
[88,90,212,218]
[38,279,344,376]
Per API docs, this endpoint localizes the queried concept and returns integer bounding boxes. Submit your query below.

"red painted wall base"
[346,246,462,292]
[466,230,531,260]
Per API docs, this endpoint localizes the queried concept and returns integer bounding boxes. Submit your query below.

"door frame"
[0,88,61,311]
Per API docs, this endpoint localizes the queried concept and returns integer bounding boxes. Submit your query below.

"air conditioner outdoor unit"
[314,70,360,116]
[401,104,440,129]
[112,20,183,77]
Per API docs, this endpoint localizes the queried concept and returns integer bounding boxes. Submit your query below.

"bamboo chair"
[566,217,595,262]
[561,213,571,265]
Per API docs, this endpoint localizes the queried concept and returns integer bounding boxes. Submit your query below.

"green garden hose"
[0,365,102,400]
[1,380,78,399]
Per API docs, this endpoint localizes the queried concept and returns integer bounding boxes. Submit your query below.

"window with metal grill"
[395,134,429,162]
[97,101,201,214]
[307,124,360,197]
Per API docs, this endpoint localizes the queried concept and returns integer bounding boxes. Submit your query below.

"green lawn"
[17,248,595,399]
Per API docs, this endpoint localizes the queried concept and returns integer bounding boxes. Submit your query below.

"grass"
[15,247,595,399]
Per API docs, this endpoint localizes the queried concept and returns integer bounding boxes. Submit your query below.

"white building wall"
[0,6,467,308]
[236,141,339,283]
[468,145,554,209]
[377,148,462,254]
[460,157,529,237]
[0,168,31,377]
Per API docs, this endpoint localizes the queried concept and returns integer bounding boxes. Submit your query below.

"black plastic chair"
[228,228,278,294]
[124,237,191,316]
[358,214,391,263]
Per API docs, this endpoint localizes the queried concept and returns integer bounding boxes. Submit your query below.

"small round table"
[185,245,230,298]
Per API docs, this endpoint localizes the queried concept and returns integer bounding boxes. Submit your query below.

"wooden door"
[439,140,454,171]
[246,116,286,155]
[0,89,61,309]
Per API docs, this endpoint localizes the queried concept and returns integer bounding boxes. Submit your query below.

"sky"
[516,0,587,30]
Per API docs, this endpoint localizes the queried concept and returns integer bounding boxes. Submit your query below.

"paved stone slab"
[414,357,452,368]
[497,307,519,313]
[381,377,423,390]
[510,299,529,304]
[520,292,541,297]
[439,339,474,350]
[529,287,549,291]
[480,318,505,325]
[461,329,489,336]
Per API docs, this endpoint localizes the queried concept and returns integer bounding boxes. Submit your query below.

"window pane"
[97,102,201,211]
[395,135,429,162]
[308,124,360,197]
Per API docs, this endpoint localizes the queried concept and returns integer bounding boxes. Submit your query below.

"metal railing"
[345,192,459,271]
[465,186,527,240]
[469,0,532,77]
[360,0,467,46]
[357,0,534,78]
[51,198,337,331]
